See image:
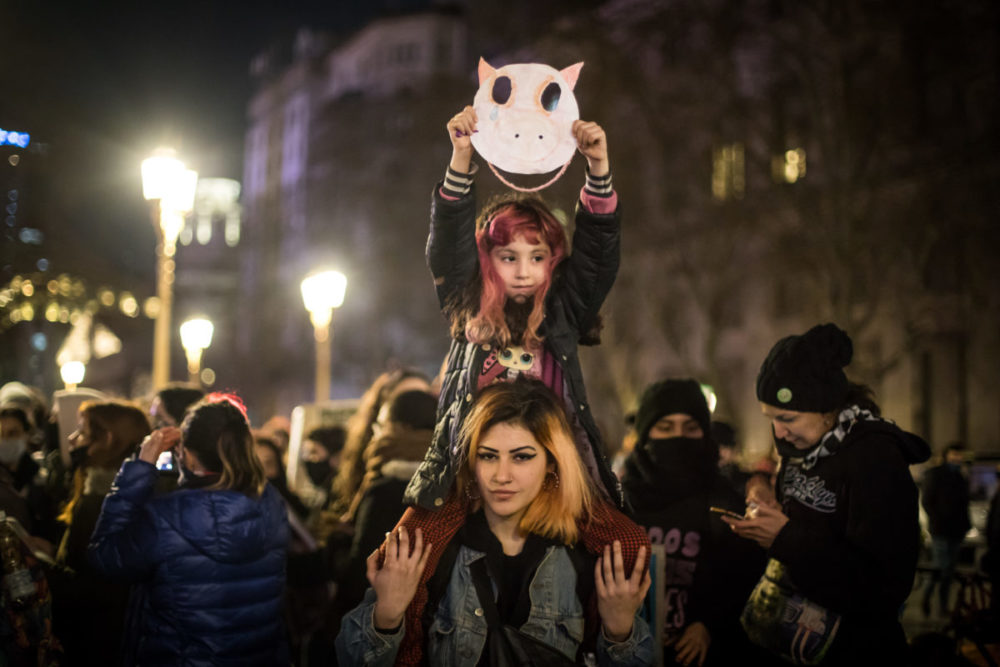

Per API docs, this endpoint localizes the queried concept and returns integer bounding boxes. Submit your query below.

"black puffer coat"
[404,183,622,509]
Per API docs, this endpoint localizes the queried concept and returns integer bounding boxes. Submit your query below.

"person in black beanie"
[622,379,767,667]
[725,323,931,665]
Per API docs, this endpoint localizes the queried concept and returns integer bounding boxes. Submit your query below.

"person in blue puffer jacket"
[88,393,289,666]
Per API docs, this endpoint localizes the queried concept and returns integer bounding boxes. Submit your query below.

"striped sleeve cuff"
[584,169,613,198]
[441,163,478,198]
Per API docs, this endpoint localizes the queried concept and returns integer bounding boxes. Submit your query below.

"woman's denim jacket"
[336,544,653,666]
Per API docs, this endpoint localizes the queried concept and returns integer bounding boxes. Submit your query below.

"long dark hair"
[182,393,266,497]
[331,367,430,514]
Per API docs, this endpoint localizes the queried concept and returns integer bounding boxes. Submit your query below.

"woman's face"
[489,234,552,303]
[68,415,94,452]
[760,403,834,450]
[473,421,551,527]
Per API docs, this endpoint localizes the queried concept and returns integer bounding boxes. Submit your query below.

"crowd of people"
[1,106,997,667]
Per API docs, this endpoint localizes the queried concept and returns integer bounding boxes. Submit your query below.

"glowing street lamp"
[60,361,85,391]
[179,317,214,385]
[141,147,198,390]
[300,270,347,402]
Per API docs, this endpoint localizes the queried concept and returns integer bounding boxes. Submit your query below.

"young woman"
[50,400,150,663]
[406,105,622,513]
[88,393,289,666]
[336,380,653,666]
[725,323,931,665]
[332,367,431,518]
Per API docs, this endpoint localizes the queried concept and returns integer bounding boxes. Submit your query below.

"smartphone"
[709,506,745,520]
[155,450,175,472]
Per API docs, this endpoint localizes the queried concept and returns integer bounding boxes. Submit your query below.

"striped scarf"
[795,404,889,470]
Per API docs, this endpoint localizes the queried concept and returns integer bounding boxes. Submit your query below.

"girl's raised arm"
[447,106,477,174]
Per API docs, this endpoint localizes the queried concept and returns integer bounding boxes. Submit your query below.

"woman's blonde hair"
[455,380,593,544]
[182,393,266,497]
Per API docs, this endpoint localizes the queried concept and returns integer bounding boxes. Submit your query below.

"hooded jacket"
[768,418,930,662]
[405,183,622,510]
[622,435,766,665]
[88,460,289,666]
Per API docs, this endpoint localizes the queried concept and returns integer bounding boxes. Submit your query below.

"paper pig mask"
[471,58,583,176]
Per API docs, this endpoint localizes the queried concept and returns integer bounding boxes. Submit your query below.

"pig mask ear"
[560,62,584,90]
[478,57,496,85]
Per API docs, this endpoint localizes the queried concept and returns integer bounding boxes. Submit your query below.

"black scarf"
[622,437,719,512]
[458,510,555,628]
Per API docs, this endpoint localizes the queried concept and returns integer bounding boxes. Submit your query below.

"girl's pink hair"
[466,200,567,350]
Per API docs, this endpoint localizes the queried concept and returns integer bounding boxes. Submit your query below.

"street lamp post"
[179,317,214,385]
[300,270,347,402]
[141,148,198,390]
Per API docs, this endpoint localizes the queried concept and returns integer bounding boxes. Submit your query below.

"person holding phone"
[725,323,930,665]
[621,379,768,667]
[88,393,289,666]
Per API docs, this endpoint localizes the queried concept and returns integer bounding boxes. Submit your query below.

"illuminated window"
[773,148,806,183]
[712,143,745,201]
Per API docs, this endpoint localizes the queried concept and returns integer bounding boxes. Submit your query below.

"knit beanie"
[634,379,711,443]
[756,323,853,412]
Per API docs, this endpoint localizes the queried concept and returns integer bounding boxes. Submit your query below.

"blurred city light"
[300,270,347,401]
[300,270,347,328]
[142,147,198,390]
[60,360,85,390]
[180,317,214,384]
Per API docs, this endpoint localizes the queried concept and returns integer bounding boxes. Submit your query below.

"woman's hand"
[368,526,431,632]
[723,502,789,549]
[447,106,477,173]
[673,621,710,666]
[596,542,650,642]
[138,427,181,465]
[572,120,609,177]
[745,473,778,510]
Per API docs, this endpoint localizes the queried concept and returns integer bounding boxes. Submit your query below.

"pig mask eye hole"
[540,82,561,112]
[492,76,512,105]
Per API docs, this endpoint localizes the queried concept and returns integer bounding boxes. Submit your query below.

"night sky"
[1,0,431,281]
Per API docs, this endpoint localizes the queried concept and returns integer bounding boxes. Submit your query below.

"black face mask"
[643,436,719,497]
[304,460,332,487]
[68,445,90,470]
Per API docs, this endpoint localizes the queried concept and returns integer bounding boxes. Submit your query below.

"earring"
[466,483,481,501]
[545,470,560,490]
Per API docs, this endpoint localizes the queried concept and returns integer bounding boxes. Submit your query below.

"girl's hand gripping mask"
[471,58,583,190]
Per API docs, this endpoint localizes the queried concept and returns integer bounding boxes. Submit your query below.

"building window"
[712,142,745,201]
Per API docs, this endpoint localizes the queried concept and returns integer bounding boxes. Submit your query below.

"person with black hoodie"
[726,323,931,665]
[622,379,767,667]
